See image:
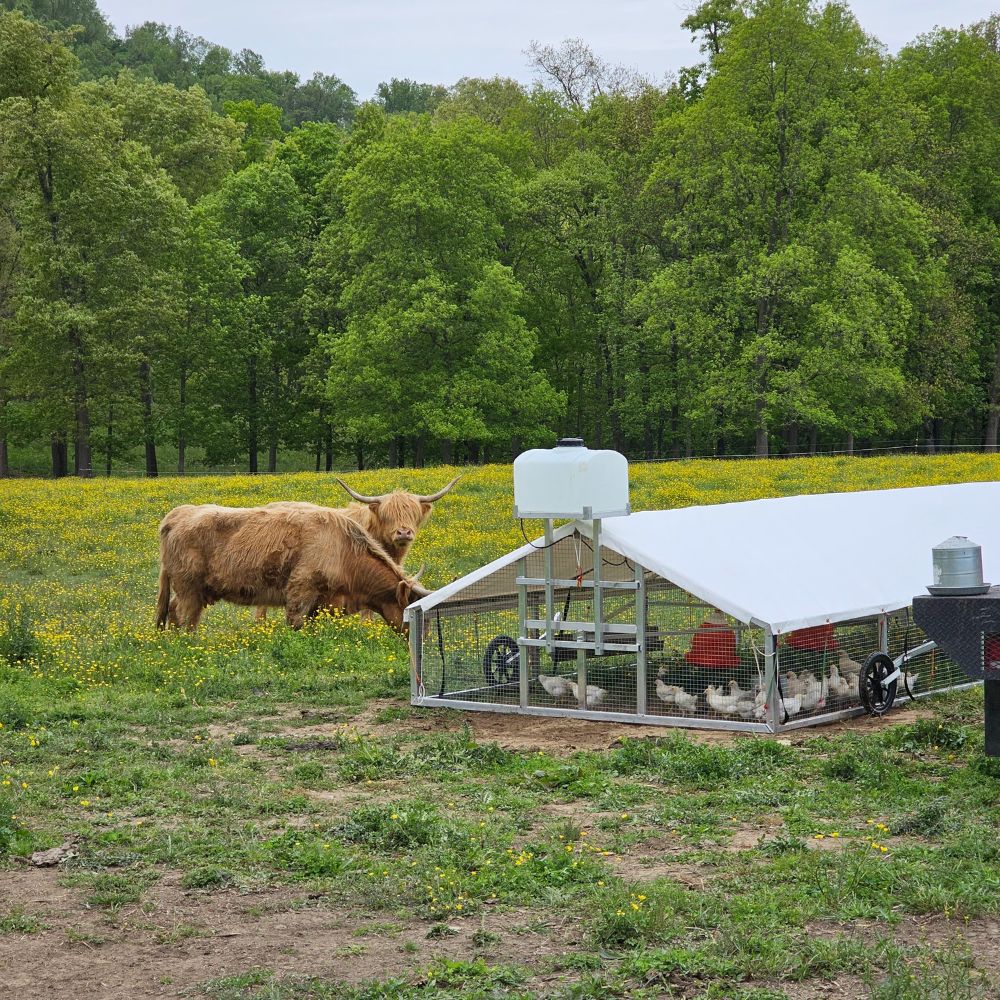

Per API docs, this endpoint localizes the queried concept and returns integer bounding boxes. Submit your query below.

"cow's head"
[335,477,461,557]
[375,574,432,635]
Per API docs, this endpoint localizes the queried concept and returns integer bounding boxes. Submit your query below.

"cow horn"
[416,475,462,504]
[411,564,426,581]
[334,478,385,504]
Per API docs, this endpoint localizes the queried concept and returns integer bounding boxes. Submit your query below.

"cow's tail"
[155,563,171,630]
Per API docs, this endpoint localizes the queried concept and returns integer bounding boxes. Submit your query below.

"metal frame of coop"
[406,524,976,735]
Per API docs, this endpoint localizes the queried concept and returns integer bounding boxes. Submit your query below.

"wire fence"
[4,441,999,480]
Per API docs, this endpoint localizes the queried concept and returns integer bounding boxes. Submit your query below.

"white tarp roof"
[408,481,1000,633]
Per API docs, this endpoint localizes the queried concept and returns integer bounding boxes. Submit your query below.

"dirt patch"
[612,855,708,887]
[0,868,582,999]
[204,699,938,757]
[777,974,869,999]
[347,700,938,752]
[806,914,1000,991]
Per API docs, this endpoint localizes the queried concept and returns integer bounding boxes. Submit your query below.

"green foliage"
[223,99,284,163]
[1,2,1000,472]
[338,802,445,849]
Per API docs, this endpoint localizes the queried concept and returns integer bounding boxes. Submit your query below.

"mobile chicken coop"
[405,459,999,733]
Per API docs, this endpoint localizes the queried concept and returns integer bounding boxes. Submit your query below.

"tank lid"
[555,437,585,448]
[933,536,975,550]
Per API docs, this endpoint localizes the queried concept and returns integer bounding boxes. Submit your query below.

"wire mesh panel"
[775,618,880,725]
[887,612,969,696]
[525,582,639,715]
[413,533,770,730]
[643,578,769,726]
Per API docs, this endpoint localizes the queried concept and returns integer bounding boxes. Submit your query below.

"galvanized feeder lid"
[927,536,991,596]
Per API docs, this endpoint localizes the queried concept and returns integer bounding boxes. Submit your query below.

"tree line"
[0,0,998,477]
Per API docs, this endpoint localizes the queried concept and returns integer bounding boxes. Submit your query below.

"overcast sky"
[98,1,998,99]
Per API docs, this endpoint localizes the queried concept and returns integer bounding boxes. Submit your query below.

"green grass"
[0,906,45,934]
[1,458,1000,996]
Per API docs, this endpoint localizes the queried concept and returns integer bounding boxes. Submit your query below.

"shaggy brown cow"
[155,503,430,632]
[253,476,459,621]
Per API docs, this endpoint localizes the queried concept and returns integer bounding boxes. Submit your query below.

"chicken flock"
[536,648,918,718]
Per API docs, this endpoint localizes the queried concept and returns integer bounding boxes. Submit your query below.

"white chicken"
[569,681,607,708]
[780,693,802,717]
[705,684,742,715]
[734,687,768,719]
[837,650,863,678]
[675,688,699,713]
[903,670,920,693]
[728,679,753,699]
[655,680,680,705]
[828,663,854,699]
[538,673,571,698]
[782,672,806,698]
[798,673,826,713]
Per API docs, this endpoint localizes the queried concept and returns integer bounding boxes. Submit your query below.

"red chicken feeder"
[785,623,838,652]
[685,619,741,668]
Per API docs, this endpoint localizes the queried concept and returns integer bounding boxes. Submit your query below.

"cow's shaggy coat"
[156,503,428,632]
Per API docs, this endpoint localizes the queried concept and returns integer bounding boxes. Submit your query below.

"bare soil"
[224,699,937,756]
[0,868,581,999]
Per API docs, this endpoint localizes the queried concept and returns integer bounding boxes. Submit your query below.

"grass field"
[1,456,1000,999]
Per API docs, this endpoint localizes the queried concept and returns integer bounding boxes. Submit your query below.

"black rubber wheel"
[483,635,520,686]
[860,652,897,716]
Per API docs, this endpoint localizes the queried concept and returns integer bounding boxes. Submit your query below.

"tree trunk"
[441,439,453,464]
[267,363,280,473]
[325,425,334,472]
[639,357,653,460]
[786,422,798,455]
[575,369,584,437]
[51,434,68,477]
[139,360,158,478]
[845,432,855,455]
[178,364,187,475]
[414,436,425,468]
[597,334,623,452]
[248,354,258,474]
[315,439,322,472]
[985,334,1000,451]
[0,392,7,477]
[70,328,92,477]
[593,359,603,448]
[355,444,364,471]
[105,403,113,477]
[388,437,398,468]
[669,334,680,458]
[923,419,935,454]
[809,426,818,455]
[469,441,480,465]
[755,423,769,457]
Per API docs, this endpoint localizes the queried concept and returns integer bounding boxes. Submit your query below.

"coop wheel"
[859,652,897,716]
[483,635,520,686]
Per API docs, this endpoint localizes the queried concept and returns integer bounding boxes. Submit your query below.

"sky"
[98,1,998,98]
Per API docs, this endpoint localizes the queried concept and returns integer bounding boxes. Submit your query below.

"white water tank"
[513,438,630,519]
